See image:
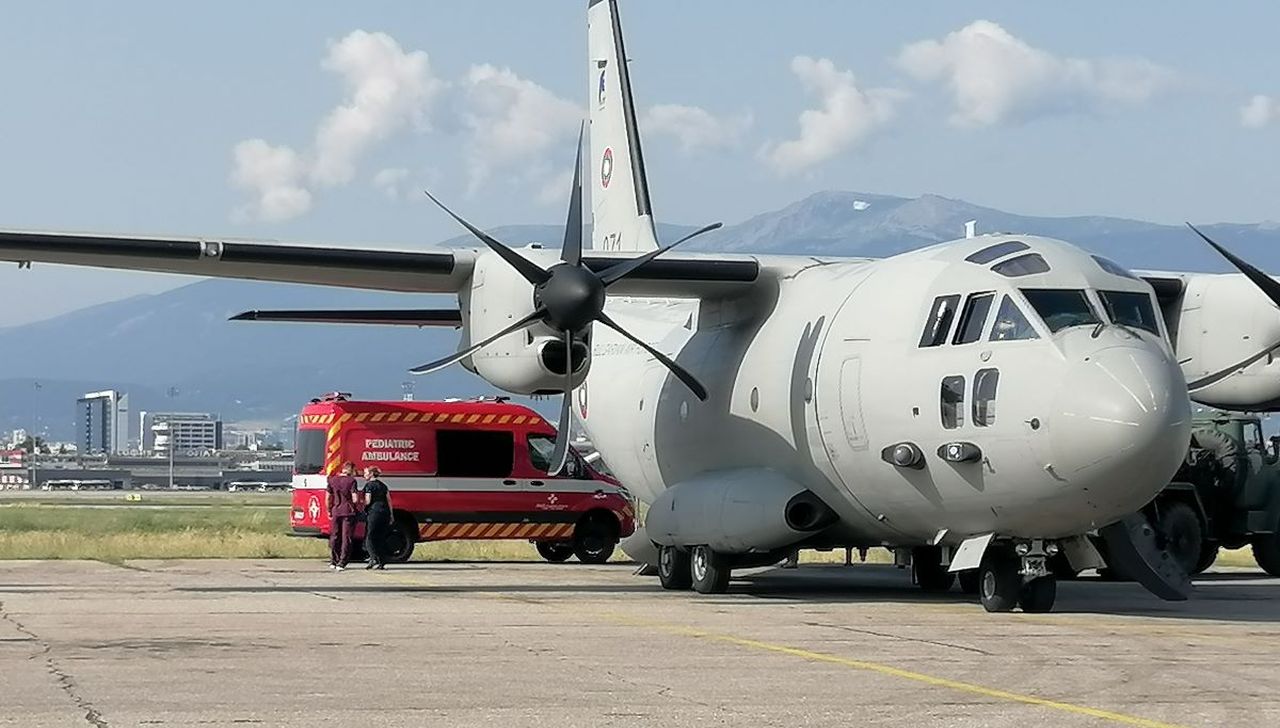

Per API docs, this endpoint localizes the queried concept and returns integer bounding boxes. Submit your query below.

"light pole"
[29,381,40,489]
[166,387,179,490]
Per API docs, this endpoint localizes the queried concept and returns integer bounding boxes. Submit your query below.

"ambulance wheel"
[573,518,618,564]
[690,546,730,594]
[958,569,980,595]
[536,541,574,563]
[978,546,1020,613]
[387,519,416,563]
[911,546,955,592]
[1018,576,1057,613]
[657,545,692,590]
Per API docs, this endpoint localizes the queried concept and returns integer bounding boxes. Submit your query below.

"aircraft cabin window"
[989,296,1040,341]
[941,376,965,429]
[965,240,1029,264]
[952,293,995,345]
[973,368,999,427]
[919,294,961,348]
[993,253,1050,277]
[1099,290,1160,335]
[1021,289,1101,333]
[1092,255,1139,280]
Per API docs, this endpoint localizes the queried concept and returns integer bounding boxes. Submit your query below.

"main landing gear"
[657,544,735,594]
[976,542,1057,613]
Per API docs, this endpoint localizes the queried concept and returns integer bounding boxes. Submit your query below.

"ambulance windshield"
[295,429,326,475]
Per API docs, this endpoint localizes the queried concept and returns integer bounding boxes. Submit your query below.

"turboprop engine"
[645,470,839,553]
[1175,271,1280,410]
[460,252,591,395]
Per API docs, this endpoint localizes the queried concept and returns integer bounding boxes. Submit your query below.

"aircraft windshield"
[1020,289,1100,333]
[1100,290,1160,335]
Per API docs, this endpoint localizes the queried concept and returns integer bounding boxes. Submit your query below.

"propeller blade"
[599,222,723,286]
[423,189,550,286]
[561,124,586,267]
[1187,223,1280,310]
[409,307,546,375]
[546,330,575,475]
[596,311,708,401]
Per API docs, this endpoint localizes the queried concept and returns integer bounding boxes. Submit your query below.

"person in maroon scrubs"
[326,462,360,570]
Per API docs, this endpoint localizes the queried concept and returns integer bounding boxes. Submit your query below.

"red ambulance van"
[289,394,635,563]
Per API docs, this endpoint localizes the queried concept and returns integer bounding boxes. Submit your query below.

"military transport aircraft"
[2,0,1279,612]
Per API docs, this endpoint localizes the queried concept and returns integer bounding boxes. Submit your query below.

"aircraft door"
[838,357,868,452]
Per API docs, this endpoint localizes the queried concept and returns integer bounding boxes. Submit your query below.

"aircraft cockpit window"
[965,240,1029,264]
[1100,290,1160,335]
[1021,289,1101,333]
[941,375,965,429]
[952,293,995,345]
[1092,255,1139,280]
[919,294,961,348]
[993,253,1050,277]
[973,368,999,427]
[989,296,1040,341]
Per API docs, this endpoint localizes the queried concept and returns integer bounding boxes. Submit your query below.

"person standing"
[361,466,394,570]
[326,462,360,570]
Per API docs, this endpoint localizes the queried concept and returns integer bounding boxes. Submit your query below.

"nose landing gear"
[977,541,1059,613]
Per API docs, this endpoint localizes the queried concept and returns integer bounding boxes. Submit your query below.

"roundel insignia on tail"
[601,148,614,189]
[598,69,607,108]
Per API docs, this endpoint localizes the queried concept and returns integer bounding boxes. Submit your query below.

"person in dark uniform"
[326,462,360,570]
[361,466,394,569]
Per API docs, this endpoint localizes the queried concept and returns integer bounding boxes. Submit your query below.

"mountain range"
[4,190,1278,440]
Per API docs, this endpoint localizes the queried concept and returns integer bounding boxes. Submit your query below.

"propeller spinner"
[414,126,720,473]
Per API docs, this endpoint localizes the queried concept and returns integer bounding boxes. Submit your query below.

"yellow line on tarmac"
[598,612,1188,728]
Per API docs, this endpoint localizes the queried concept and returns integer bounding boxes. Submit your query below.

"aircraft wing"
[0,229,474,293]
[0,228,778,299]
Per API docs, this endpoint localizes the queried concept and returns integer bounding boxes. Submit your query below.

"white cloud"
[372,167,411,199]
[230,30,442,222]
[897,20,1175,127]
[460,64,582,191]
[1241,95,1280,129]
[762,56,901,176]
[642,104,752,152]
[230,139,312,222]
[535,169,574,208]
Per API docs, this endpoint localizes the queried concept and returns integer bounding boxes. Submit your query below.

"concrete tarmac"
[0,559,1275,728]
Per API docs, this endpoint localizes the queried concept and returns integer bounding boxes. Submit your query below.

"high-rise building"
[77,391,129,455]
[142,413,223,455]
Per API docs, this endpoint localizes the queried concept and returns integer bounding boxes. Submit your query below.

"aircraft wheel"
[690,545,730,594]
[911,546,955,592]
[1155,501,1203,576]
[658,545,692,590]
[536,541,574,563]
[1019,576,1057,613]
[1253,530,1280,577]
[978,546,1020,613]
[1193,543,1220,575]
[958,570,980,595]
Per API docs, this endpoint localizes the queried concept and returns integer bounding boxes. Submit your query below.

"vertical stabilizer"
[588,0,659,253]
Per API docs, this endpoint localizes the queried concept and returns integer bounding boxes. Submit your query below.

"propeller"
[1186,223,1280,391]
[415,124,721,472]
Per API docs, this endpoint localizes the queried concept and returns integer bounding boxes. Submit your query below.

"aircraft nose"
[1049,344,1191,514]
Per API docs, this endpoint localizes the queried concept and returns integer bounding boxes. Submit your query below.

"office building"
[142,412,223,455]
[77,391,129,455]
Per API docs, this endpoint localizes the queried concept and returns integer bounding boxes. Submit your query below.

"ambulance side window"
[435,430,514,478]
[529,435,588,478]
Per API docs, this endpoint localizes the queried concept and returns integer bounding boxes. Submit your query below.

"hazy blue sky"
[2,1,1278,325]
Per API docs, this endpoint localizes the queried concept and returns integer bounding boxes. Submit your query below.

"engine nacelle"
[1175,274,1280,410]
[461,251,590,395]
[645,469,839,553]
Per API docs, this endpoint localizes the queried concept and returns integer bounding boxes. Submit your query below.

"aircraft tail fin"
[588,0,659,253]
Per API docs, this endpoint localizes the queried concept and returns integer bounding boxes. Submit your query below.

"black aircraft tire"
[958,570,980,595]
[1155,501,1204,576]
[1019,576,1057,613]
[978,547,1021,613]
[1254,532,1280,577]
[658,545,693,590]
[536,541,574,563]
[690,545,731,594]
[912,546,956,592]
[1193,543,1220,575]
